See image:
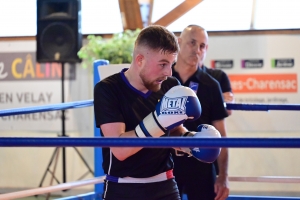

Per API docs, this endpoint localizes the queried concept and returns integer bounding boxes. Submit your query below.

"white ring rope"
[0,176,299,200]
[229,176,300,183]
[0,176,105,200]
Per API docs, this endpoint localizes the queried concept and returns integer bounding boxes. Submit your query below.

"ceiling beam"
[152,0,204,27]
[118,0,143,30]
[147,0,154,27]
[250,0,257,30]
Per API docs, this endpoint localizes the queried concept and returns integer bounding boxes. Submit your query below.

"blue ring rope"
[0,100,93,117]
[1,101,300,117]
[0,137,300,148]
[226,103,300,111]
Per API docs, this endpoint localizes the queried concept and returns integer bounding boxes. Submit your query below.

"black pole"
[37,62,93,191]
[61,62,66,183]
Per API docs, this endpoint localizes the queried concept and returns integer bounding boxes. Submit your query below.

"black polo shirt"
[94,68,179,178]
[172,66,228,131]
[202,66,232,93]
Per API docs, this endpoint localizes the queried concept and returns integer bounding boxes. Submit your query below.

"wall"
[0,40,95,194]
[204,33,300,196]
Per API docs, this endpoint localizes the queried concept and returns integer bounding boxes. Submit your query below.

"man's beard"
[140,71,161,92]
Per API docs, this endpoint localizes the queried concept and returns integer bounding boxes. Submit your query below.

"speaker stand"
[38,62,94,194]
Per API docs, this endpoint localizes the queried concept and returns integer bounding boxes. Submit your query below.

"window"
[1,0,300,37]
[151,0,300,32]
[81,0,123,34]
[253,0,300,30]
[152,0,253,32]
[0,0,123,37]
[0,0,37,37]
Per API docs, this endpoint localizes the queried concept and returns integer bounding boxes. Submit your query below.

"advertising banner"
[0,52,76,132]
[205,34,300,132]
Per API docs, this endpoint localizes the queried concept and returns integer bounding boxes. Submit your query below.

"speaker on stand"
[36,0,94,191]
[37,0,82,63]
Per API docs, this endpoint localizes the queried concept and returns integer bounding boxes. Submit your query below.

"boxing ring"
[0,60,300,200]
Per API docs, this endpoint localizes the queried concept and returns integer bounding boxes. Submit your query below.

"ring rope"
[1,101,300,117]
[0,176,299,200]
[0,176,105,200]
[226,103,300,111]
[0,137,300,148]
[229,176,300,183]
[0,100,93,117]
[1,99,300,198]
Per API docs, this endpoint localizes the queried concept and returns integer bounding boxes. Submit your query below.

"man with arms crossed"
[203,65,234,115]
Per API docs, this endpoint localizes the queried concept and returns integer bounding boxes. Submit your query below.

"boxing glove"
[181,124,221,163]
[135,85,202,138]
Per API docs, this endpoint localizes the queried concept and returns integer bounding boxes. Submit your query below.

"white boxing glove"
[181,124,221,163]
[135,85,202,138]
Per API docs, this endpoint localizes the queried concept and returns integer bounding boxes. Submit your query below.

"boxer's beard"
[140,71,161,92]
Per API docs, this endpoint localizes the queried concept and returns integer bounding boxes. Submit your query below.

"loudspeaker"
[37,0,82,63]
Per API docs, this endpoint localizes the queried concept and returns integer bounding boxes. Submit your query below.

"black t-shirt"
[94,68,179,178]
[202,66,232,93]
[172,66,228,131]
